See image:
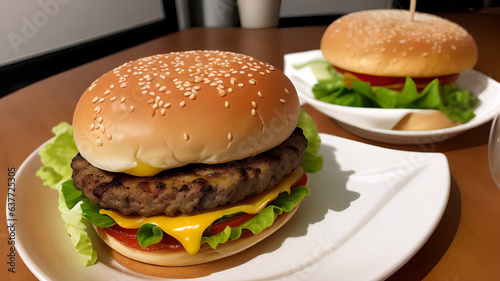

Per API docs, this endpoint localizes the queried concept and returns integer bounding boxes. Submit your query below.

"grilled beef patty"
[71,128,307,216]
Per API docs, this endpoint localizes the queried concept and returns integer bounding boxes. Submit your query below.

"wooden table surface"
[2,11,500,281]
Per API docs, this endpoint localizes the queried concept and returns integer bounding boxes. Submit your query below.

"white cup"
[237,0,282,29]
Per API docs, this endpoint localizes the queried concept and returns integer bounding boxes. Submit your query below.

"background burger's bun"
[320,9,478,78]
[73,50,300,176]
[94,204,299,267]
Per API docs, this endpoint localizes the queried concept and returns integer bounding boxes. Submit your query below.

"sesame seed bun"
[320,9,478,78]
[72,50,300,176]
[93,204,299,267]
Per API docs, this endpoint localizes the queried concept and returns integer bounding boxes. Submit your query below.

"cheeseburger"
[320,9,478,89]
[68,50,311,266]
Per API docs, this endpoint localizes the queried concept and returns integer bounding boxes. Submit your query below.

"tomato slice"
[294,171,308,188]
[333,66,459,88]
[102,171,308,252]
[103,224,184,252]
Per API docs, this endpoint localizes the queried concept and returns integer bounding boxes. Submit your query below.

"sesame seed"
[96,138,103,147]
[249,79,256,85]
[228,88,233,93]
[228,132,233,141]
[90,123,95,131]
[99,98,105,103]
[184,133,189,141]
[194,77,203,83]
[100,126,105,133]
[280,98,286,103]
[180,101,186,107]
[257,91,263,98]
[142,90,148,95]
[94,106,101,113]
[225,101,230,108]
[110,84,115,89]
[230,78,236,85]
[219,90,227,97]
[164,103,171,108]
[422,52,429,57]
[104,90,111,95]
[251,101,258,108]
[217,84,225,89]
[152,104,158,109]
[97,117,103,123]
[91,97,99,104]
[284,88,290,94]
[120,97,126,103]
[107,134,112,140]
[251,109,257,117]
[110,96,117,101]
[95,123,100,130]
[161,108,166,116]
[189,93,196,100]
[149,92,155,96]
[120,83,127,88]
[130,106,135,112]
[238,83,244,87]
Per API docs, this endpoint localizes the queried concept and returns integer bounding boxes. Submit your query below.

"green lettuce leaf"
[307,61,479,124]
[61,179,116,228]
[201,185,310,249]
[36,122,97,266]
[36,122,78,188]
[297,109,323,174]
[137,224,164,248]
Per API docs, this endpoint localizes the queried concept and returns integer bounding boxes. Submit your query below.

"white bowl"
[284,50,500,144]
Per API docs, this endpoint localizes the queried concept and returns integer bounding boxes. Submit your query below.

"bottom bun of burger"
[94,204,299,267]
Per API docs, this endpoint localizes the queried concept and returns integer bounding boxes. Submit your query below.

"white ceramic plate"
[284,50,500,144]
[11,133,449,281]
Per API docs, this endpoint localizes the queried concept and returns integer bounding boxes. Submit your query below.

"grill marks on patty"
[71,128,307,216]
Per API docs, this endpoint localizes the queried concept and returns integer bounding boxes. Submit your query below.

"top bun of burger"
[73,50,300,177]
[320,9,478,78]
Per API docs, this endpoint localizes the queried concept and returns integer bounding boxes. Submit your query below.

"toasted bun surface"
[94,204,299,267]
[73,51,300,176]
[320,9,478,78]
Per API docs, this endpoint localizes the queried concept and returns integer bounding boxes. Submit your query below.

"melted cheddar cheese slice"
[100,167,303,254]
